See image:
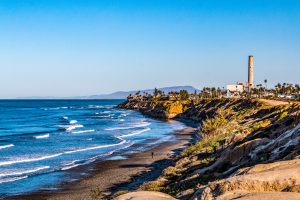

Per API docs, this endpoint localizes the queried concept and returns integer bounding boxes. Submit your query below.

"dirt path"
[259,99,289,106]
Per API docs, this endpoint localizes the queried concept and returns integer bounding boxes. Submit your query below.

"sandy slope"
[115,191,176,200]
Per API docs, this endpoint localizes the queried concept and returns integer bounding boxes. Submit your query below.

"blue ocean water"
[0,100,185,197]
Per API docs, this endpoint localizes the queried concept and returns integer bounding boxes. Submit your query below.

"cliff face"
[117,99,184,119]
[117,99,300,199]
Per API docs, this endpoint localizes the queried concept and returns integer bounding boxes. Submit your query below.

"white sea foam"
[61,158,96,171]
[0,139,126,167]
[61,149,119,171]
[119,128,151,138]
[47,107,68,110]
[0,166,50,178]
[72,130,95,134]
[34,134,50,139]
[65,124,84,131]
[88,105,103,109]
[103,111,112,114]
[62,142,134,171]
[69,120,78,124]
[0,176,28,184]
[61,160,81,170]
[62,159,81,166]
[0,153,63,167]
[64,139,126,154]
[0,144,14,150]
[105,122,151,131]
[63,116,69,120]
[61,164,81,171]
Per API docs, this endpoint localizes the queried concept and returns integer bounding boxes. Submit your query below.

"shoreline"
[8,126,197,200]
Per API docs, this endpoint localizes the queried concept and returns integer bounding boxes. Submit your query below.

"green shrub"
[183,142,204,156]
[90,187,102,200]
[163,166,180,178]
[113,190,129,198]
[140,180,165,191]
[202,114,228,134]
[279,111,288,120]
[251,119,271,132]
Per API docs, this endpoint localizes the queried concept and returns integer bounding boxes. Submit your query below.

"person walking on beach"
[151,152,154,159]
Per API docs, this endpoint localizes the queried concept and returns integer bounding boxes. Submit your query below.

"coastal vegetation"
[126,82,300,104]
[116,92,300,199]
[90,187,103,200]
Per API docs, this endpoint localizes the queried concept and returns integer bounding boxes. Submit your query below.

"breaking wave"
[0,166,50,178]
[119,128,151,138]
[72,130,95,134]
[34,134,50,139]
[0,139,127,167]
[0,144,14,150]
[0,176,28,184]
[105,122,151,131]
[69,120,78,124]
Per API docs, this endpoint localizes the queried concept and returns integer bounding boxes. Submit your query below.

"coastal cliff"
[117,99,184,119]
[117,98,300,199]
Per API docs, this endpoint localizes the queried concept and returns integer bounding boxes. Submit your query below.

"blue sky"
[0,0,299,98]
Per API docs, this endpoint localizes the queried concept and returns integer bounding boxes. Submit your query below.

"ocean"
[0,100,186,198]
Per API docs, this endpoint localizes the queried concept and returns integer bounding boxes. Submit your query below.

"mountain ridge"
[16,86,200,99]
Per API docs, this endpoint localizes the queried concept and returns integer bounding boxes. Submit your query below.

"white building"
[226,82,246,97]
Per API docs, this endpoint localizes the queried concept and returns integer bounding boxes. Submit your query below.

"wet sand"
[10,127,196,200]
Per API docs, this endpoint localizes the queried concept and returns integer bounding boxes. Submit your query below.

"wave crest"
[0,176,28,184]
[72,130,95,134]
[34,134,50,139]
[0,144,14,150]
[119,128,151,138]
[0,139,127,167]
[0,166,50,178]
[105,122,151,131]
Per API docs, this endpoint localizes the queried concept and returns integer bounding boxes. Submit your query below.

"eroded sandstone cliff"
[117,98,300,200]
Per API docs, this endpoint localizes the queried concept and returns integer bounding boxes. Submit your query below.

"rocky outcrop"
[192,159,300,200]
[114,191,176,200]
[117,100,184,119]
[192,138,271,176]
[249,122,300,162]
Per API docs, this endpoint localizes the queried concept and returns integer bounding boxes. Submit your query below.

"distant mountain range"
[80,86,200,99]
[18,86,199,99]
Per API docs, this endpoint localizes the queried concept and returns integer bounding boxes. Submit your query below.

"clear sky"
[0,0,299,98]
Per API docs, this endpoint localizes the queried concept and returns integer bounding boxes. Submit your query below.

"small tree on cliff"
[179,90,189,100]
[153,88,163,100]
[154,88,159,97]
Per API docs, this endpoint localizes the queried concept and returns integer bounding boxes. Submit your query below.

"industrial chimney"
[248,55,254,92]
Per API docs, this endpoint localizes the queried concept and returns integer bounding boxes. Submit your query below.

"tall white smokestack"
[248,55,254,92]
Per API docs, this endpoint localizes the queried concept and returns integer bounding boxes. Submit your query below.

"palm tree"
[211,87,217,98]
[264,79,268,89]
[283,83,287,95]
[275,83,281,96]
[217,87,222,98]
[286,83,293,95]
[256,84,263,98]
[264,79,268,95]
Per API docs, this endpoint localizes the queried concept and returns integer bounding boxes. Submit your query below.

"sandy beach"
[9,126,196,200]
